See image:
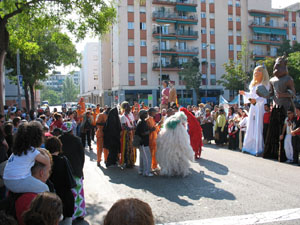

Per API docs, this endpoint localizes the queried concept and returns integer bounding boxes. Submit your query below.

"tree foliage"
[41,87,62,106]
[179,57,202,103]
[287,52,300,93]
[62,76,79,102]
[277,40,300,56]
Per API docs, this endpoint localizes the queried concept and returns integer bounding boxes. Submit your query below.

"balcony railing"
[153,29,198,37]
[153,0,197,5]
[153,46,199,53]
[152,62,182,71]
[152,11,198,21]
[253,51,277,57]
[249,20,286,29]
[252,36,282,42]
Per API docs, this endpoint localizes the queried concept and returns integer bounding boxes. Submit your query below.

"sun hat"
[61,122,73,133]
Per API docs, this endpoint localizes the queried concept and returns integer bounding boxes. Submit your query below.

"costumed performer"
[239,65,269,156]
[161,80,170,110]
[156,112,194,177]
[180,107,203,159]
[96,108,110,166]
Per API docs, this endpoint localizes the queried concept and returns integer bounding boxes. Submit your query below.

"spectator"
[280,108,295,163]
[239,110,248,150]
[215,109,226,146]
[263,104,271,143]
[45,136,74,225]
[50,113,63,133]
[291,105,300,165]
[80,111,93,150]
[59,122,86,220]
[228,119,238,150]
[103,198,154,225]
[202,108,214,144]
[12,117,21,134]
[3,122,13,157]
[22,192,63,225]
[3,121,50,194]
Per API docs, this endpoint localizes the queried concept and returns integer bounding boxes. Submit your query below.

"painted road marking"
[160,208,300,225]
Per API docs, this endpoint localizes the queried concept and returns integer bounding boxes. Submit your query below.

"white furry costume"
[156,112,194,177]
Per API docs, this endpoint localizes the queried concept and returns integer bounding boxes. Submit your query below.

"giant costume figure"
[263,56,296,161]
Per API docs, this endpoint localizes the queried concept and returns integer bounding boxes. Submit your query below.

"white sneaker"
[145,173,154,177]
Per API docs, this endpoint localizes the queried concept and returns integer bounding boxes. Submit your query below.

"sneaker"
[144,173,154,177]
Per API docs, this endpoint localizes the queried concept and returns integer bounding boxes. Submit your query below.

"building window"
[292,35,297,41]
[210,13,215,19]
[236,1,241,7]
[128,22,134,29]
[202,43,208,49]
[236,45,241,51]
[236,31,241,36]
[128,73,135,81]
[202,74,207,85]
[141,73,147,81]
[228,15,233,21]
[201,12,206,18]
[128,5,134,12]
[140,6,146,13]
[229,44,234,51]
[292,23,296,27]
[210,28,215,35]
[236,16,241,22]
[141,56,147,63]
[140,40,146,46]
[211,59,216,67]
[284,23,288,28]
[201,27,206,34]
[228,0,233,6]
[210,74,216,85]
[128,39,134,46]
[179,57,188,65]
[140,22,146,30]
[210,44,215,50]
[228,30,233,36]
[128,56,135,63]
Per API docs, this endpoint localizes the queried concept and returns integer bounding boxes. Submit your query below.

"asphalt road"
[74,142,300,225]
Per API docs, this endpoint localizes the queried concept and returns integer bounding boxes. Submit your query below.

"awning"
[252,27,271,34]
[175,5,197,12]
[270,28,287,35]
[156,19,177,23]
[154,36,177,40]
[177,20,198,25]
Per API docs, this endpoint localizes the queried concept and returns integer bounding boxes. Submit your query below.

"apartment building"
[44,71,80,90]
[102,0,300,106]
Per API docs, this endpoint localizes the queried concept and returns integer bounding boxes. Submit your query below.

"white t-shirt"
[285,117,294,135]
[3,147,40,180]
[120,113,135,128]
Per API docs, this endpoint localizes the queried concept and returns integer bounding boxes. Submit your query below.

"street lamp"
[203,44,209,103]
[153,23,170,102]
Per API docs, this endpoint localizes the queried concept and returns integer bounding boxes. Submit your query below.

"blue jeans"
[4,176,49,193]
[139,145,152,176]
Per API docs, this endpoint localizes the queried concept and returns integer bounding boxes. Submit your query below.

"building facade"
[101,0,300,106]
[44,71,80,90]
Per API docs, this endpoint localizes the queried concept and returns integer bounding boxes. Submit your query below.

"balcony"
[153,46,199,56]
[152,0,197,7]
[153,29,198,40]
[249,20,287,36]
[152,11,198,24]
[252,50,277,60]
[152,62,181,71]
[251,35,282,46]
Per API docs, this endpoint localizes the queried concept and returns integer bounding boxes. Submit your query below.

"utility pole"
[16,49,22,109]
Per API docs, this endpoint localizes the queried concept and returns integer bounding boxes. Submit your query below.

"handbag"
[132,135,142,148]
[63,156,77,189]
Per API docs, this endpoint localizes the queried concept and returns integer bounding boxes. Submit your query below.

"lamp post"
[153,23,169,102]
[204,44,209,103]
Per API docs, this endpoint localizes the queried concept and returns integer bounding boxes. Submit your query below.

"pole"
[16,49,22,109]
[159,26,162,103]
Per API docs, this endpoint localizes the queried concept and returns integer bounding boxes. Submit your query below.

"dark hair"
[13,121,43,156]
[45,136,62,154]
[12,117,21,127]
[295,104,300,111]
[23,192,62,225]
[264,104,270,108]
[0,211,17,225]
[39,115,46,121]
[4,122,13,136]
[53,113,62,121]
[104,198,154,225]
[0,114,4,120]
[162,80,169,86]
[52,128,62,137]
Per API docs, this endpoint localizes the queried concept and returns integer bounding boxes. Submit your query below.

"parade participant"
[49,113,63,132]
[3,121,50,193]
[215,109,226,146]
[91,108,98,142]
[280,108,295,163]
[80,111,93,150]
[263,104,271,143]
[238,110,248,150]
[96,108,110,166]
[103,108,122,167]
[291,105,300,165]
[239,65,269,156]
[228,119,238,150]
[202,108,214,144]
[120,102,135,168]
[135,110,153,177]
[76,103,85,137]
[59,121,86,220]
[133,107,140,124]
[67,111,77,136]
[168,81,177,106]
[161,80,169,110]
[132,101,141,112]
[146,108,162,171]
[154,106,161,123]
[95,104,101,115]
[264,56,296,161]
[180,107,203,159]
[157,112,194,177]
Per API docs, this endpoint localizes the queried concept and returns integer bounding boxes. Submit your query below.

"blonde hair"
[250,65,269,88]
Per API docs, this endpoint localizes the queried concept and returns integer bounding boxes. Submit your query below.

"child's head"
[53,113,62,121]
[13,121,43,156]
[148,108,156,117]
[52,128,62,137]
[139,110,148,120]
[287,108,294,119]
[264,104,270,112]
[45,136,62,154]
[229,119,234,125]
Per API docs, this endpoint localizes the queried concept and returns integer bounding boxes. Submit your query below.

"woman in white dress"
[239,66,269,156]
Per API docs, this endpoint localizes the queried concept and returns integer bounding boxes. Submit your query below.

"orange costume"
[96,113,108,163]
[77,98,86,122]
[146,116,160,169]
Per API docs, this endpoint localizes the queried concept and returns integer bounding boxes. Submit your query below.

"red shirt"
[15,193,37,225]
[263,112,271,124]
[295,116,300,135]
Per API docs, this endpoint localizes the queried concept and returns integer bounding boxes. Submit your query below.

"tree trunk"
[29,84,35,111]
[24,82,30,111]
[0,51,6,114]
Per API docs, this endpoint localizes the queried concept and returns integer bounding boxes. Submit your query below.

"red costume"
[180,107,203,159]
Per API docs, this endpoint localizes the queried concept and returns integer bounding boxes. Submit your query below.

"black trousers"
[216,127,226,145]
[81,130,91,148]
[106,147,119,166]
[228,136,237,150]
[263,123,269,144]
[292,135,300,164]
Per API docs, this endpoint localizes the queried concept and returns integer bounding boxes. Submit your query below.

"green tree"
[257,57,275,78]
[0,0,116,113]
[218,60,248,94]
[179,57,202,103]
[41,87,62,106]
[5,18,79,110]
[287,52,300,93]
[278,39,300,56]
[62,76,79,102]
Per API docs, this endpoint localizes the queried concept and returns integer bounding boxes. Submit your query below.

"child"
[135,110,153,177]
[228,119,238,150]
[263,104,271,143]
[291,105,300,165]
[280,108,295,163]
[3,121,50,193]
